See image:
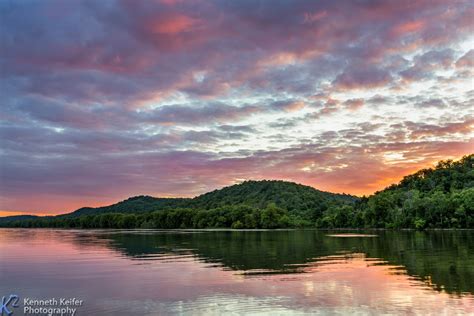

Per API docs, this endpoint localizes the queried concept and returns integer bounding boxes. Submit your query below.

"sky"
[0,0,473,215]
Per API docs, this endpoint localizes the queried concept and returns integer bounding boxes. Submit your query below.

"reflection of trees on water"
[83,230,473,295]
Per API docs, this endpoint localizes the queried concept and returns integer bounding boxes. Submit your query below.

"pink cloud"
[148,14,198,34]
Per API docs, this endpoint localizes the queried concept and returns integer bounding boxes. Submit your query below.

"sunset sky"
[1,0,473,215]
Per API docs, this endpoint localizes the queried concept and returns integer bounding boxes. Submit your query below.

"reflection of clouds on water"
[290,254,473,314]
[100,295,374,316]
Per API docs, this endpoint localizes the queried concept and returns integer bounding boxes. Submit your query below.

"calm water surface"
[0,229,473,315]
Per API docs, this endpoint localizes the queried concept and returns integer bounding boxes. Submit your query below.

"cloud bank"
[0,0,473,213]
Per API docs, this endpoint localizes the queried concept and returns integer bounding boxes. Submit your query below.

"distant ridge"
[0,215,39,224]
[67,196,190,217]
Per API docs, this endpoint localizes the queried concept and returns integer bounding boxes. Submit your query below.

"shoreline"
[1,227,473,231]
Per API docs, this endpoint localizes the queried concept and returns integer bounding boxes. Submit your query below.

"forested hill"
[68,196,190,217]
[352,154,474,229]
[192,180,356,213]
[0,215,39,225]
[385,155,473,193]
[65,180,356,218]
